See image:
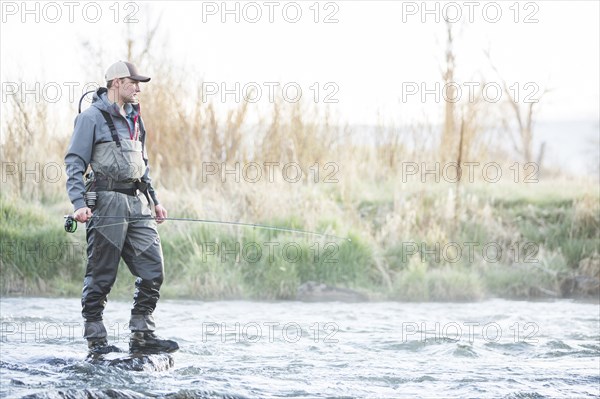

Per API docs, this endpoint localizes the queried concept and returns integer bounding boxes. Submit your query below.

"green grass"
[494,197,600,268]
[97,224,374,301]
[0,197,85,295]
[391,261,484,302]
[1,183,598,301]
[481,253,569,298]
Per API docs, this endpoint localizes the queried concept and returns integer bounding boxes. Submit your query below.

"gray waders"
[82,110,164,340]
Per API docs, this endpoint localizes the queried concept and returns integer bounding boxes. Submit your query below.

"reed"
[1,63,598,301]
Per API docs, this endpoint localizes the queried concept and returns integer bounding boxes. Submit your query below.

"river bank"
[1,179,598,302]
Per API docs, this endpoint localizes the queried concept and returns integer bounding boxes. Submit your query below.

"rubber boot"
[87,338,122,356]
[129,331,179,354]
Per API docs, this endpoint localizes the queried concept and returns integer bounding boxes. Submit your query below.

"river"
[0,298,598,398]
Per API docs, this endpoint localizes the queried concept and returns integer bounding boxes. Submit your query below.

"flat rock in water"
[86,352,174,371]
[23,389,247,399]
[22,388,148,399]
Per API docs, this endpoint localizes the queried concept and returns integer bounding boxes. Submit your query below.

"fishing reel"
[64,192,97,233]
[64,215,77,233]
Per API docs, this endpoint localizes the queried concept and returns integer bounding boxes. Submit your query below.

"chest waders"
[82,109,164,340]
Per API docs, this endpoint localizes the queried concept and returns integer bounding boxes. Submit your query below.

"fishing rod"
[63,215,351,242]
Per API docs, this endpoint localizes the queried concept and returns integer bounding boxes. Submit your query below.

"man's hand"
[74,207,93,223]
[155,204,167,224]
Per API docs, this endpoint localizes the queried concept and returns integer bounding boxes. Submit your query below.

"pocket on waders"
[90,142,121,179]
[118,139,146,180]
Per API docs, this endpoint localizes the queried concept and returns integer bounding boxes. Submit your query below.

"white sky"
[1,0,599,128]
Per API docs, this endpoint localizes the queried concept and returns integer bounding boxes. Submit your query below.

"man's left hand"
[155,204,168,224]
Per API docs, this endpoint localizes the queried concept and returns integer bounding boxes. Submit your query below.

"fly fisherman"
[65,61,178,356]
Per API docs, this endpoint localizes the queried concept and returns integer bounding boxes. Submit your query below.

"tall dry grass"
[1,51,598,300]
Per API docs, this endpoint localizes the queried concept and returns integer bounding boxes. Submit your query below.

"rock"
[21,389,148,399]
[165,389,250,398]
[85,352,174,372]
[23,387,250,399]
[559,275,576,297]
[578,256,600,296]
[558,256,600,298]
[574,275,600,297]
[296,281,368,302]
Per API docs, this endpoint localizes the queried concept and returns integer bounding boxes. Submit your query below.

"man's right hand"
[74,207,93,223]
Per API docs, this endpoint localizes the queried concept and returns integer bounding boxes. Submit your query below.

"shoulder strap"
[99,110,121,147]
[138,116,146,148]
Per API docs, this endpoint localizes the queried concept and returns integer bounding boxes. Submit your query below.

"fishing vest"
[90,110,146,183]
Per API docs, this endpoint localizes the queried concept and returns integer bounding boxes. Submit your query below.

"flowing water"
[0,298,598,398]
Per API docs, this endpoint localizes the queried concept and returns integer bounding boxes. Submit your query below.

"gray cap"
[105,61,151,82]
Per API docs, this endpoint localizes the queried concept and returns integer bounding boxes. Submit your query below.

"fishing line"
[64,215,351,242]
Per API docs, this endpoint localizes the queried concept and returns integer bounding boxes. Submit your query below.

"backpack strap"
[99,110,121,147]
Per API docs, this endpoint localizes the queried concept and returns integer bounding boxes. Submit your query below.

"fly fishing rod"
[64,214,351,242]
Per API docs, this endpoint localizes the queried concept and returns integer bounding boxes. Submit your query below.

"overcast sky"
[2,1,599,130]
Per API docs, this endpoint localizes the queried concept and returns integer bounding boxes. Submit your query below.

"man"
[65,61,178,355]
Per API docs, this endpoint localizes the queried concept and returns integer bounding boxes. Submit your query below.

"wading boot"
[129,331,179,354]
[87,338,122,356]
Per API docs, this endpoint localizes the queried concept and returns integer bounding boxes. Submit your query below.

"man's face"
[116,78,142,104]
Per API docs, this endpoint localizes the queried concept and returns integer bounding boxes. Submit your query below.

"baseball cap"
[105,61,151,82]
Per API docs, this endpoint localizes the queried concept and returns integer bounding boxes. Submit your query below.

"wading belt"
[94,176,138,196]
